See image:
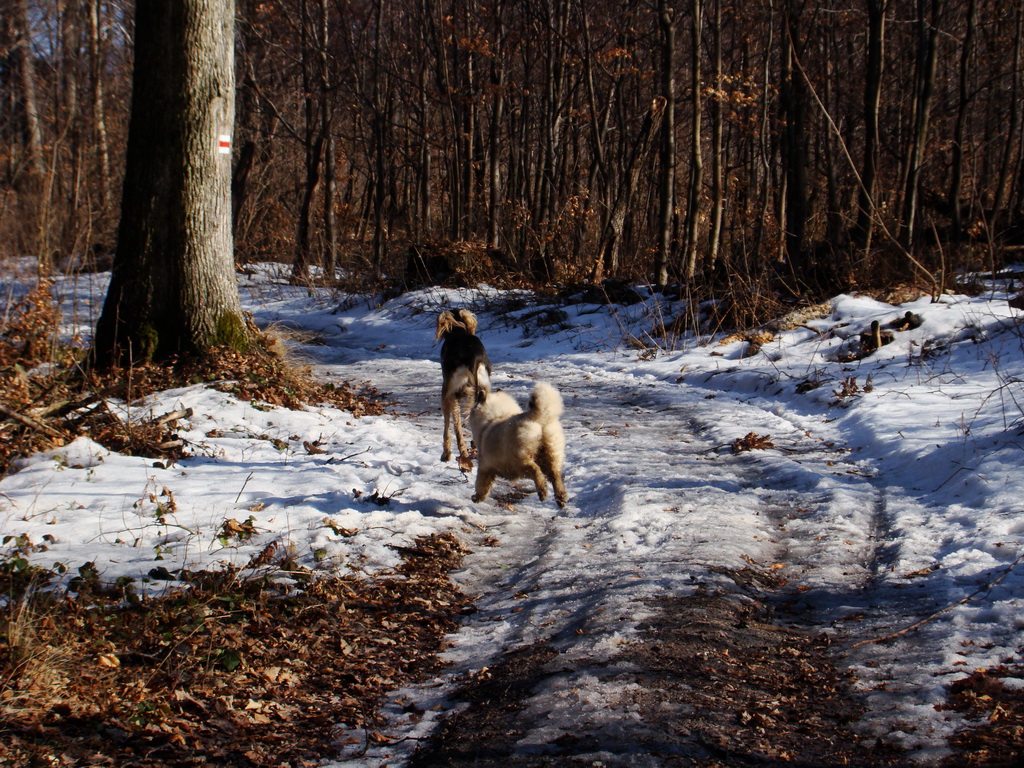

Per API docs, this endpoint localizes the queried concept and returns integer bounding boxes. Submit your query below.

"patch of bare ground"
[408,589,907,767]
[0,533,470,768]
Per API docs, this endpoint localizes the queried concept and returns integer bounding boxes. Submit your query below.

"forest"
[2,0,1023,309]
[4,3,1024,765]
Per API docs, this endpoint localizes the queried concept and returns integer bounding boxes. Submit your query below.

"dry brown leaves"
[0,533,471,767]
[941,666,1024,766]
[732,432,775,453]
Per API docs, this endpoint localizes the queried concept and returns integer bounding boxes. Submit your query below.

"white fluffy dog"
[468,382,567,508]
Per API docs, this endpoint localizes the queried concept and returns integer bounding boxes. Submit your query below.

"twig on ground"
[0,402,66,439]
[850,551,1024,649]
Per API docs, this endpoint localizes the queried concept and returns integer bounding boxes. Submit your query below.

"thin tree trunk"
[417,11,432,237]
[823,24,843,248]
[683,0,704,280]
[292,0,320,283]
[89,0,111,212]
[13,0,46,182]
[780,0,809,279]
[655,0,676,287]
[901,0,941,251]
[487,45,505,251]
[949,0,976,243]
[708,0,725,269]
[371,0,389,271]
[320,0,337,279]
[993,6,1022,232]
[854,0,885,249]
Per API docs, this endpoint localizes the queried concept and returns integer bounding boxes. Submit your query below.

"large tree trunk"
[93,0,244,366]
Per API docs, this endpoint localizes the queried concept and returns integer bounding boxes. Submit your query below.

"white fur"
[469,382,567,508]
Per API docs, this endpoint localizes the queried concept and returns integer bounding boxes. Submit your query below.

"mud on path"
[409,593,905,767]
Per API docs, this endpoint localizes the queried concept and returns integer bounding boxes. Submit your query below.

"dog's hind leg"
[523,460,549,502]
[548,468,567,508]
[472,467,498,503]
[441,394,454,462]
[540,446,567,508]
[452,397,469,459]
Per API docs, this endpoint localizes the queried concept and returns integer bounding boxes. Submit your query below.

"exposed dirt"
[408,590,907,767]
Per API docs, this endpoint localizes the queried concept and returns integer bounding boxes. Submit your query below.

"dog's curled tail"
[473,362,492,405]
[527,382,563,424]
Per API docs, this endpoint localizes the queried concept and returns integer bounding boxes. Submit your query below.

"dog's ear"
[458,310,478,336]
[436,311,454,341]
[474,387,488,406]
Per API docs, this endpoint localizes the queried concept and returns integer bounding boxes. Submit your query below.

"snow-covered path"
[281,291,931,765]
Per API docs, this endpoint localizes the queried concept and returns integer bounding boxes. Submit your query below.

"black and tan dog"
[436,309,492,462]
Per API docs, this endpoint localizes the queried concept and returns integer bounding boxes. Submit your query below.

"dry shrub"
[732,432,775,453]
[704,285,786,334]
[0,279,68,372]
[0,594,73,722]
[400,239,527,290]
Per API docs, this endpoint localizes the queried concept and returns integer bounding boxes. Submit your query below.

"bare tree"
[948,0,976,243]
[88,0,112,212]
[900,0,942,251]
[707,0,725,268]
[854,0,886,250]
[992,4,1022,233]
[654,0,676,287]
[7,0,1024,296]
[780,0,809,278]
[93,0,247,365]
[11,0,47,183]
[682,0,704,280]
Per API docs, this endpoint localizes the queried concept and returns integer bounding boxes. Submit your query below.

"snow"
[4,261,1024,764]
